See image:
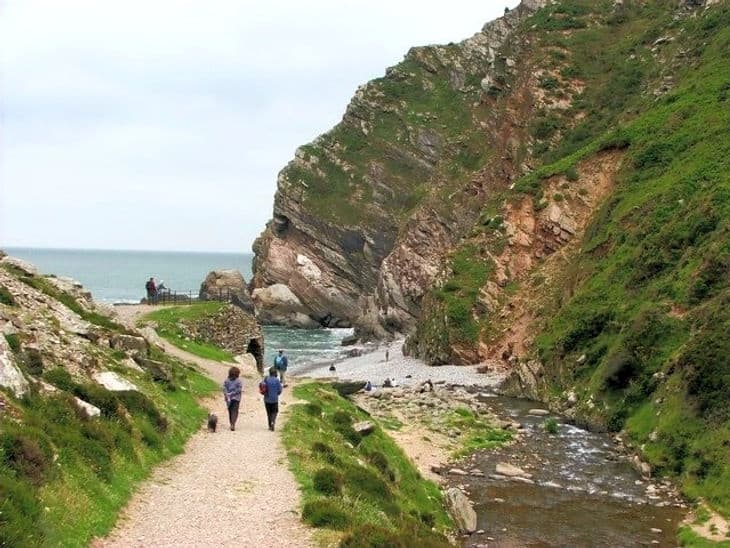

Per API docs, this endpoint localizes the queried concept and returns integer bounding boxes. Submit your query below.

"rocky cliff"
[251,0,730,521]
[251,0,547,330]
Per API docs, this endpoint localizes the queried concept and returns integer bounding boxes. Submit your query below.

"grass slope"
[282,382,452,547]
[140,302,234,362]
[1,346,217,547]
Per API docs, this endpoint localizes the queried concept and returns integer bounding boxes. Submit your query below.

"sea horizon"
[4,246,254,304]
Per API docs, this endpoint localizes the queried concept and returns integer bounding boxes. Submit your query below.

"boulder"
[528,408,550,416]
[199,270,254,314]
[0,335,29,396]
[110,334,148,357]
[495,463,531,478]
[353,421,375,435]
[251,284,319,328]
[93,371,138,392]
[0,256,38,276]
[445,487,477,534]
[74,397,101,417]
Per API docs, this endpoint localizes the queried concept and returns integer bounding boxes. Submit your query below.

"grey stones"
[111,334,148,357]
[528,408,550,416]
[495,462,532,478]
[445,487,478,534]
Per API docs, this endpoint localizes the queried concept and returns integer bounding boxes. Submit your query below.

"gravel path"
[95,305,313,548]
[296,340,507,389]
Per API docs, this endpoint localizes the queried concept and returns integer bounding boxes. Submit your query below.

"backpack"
[258,380,268,395]
[274,355,283,368]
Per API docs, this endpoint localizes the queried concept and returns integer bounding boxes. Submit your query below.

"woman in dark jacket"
[262,367,283,431]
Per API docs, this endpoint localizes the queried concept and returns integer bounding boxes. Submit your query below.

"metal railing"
[145,288,237,305]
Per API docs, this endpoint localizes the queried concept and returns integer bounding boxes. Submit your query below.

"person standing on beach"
[223,366,242,431]
[262,367,283,431]
[274,349,289,386]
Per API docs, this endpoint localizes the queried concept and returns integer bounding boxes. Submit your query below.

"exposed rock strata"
[251,1,548,332]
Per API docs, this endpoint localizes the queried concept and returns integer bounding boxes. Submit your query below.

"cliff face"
[252,0,730,518]
[251,1,547,329]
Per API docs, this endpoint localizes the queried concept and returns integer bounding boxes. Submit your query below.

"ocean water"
[4,247,351,367]
[5,247,254,304]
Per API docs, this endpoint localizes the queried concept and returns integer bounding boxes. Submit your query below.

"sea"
[4,247,351,367]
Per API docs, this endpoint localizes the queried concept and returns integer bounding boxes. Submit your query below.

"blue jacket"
[263,376,283,404]
[274,354,288,371]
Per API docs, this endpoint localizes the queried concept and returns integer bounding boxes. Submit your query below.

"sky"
[0,0,519,253]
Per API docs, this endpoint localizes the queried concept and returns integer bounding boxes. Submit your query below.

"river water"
[456,394,685,547]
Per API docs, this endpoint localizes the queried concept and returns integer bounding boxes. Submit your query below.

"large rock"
[445,487,478,534]
[199,270,254,314]
[0,335,29,396]
[251,284,319,328]
[110,334,148,357]
[94,371,138,392]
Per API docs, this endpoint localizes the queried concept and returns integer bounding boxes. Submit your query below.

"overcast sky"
[0,0,519,253]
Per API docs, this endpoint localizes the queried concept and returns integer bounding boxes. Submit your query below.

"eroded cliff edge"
[251,0,547,331]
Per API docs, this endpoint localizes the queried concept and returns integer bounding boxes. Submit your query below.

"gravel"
[294,340,506,389]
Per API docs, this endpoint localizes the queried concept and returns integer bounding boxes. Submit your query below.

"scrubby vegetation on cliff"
[282,383,452,547]
[419,0,730,519]
[0,261,217,546]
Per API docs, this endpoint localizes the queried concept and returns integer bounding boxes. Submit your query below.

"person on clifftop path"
[145,277,157,302]
[223,366,242,431]
[274,349,289,387]
[261,367,283,431]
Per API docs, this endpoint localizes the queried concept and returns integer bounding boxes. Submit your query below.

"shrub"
[43,367,75,391]
[312,467,343,496]
[340,524,407,548]
[138,420,163,449]
[345,465,395,509]
[0,286,15,306]
[565,166,580,181]
[364,450,396,481]
[116,391,168,432]
[4,333,20,352]
[331,410,352,427]
[302,499,353,530]
[20,349,44,376]
[0,431,52,486]
[304,402,322,417]
[602,349,639,390]
[544,417,560,434]
[311,442,341,466]
[0,473,44,547]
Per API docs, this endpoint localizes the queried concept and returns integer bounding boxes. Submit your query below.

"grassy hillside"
[0,264,218,546]
[416,0,730,518]
[282,383,452,547]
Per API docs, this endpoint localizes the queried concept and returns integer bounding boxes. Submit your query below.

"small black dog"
[207,413,218,433]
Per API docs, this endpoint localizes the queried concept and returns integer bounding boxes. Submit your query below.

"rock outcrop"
[251,1,547,333]
[199,269,254,314]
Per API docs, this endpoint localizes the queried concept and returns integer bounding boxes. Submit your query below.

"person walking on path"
[274,349,289,386]
[223,366,242,431]
[262,367,283,431]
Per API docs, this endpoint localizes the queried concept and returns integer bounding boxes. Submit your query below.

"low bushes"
[283,382,452,546]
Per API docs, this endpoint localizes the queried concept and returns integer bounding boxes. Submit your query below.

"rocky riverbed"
[302,347,687,546]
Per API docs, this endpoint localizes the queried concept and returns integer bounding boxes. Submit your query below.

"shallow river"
[455,394,685,547]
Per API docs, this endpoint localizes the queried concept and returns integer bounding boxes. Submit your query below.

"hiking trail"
[94,305,313,548]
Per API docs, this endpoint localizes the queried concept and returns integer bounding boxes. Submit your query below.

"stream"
[455,394,686,547]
